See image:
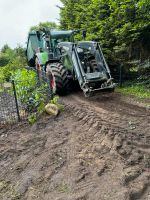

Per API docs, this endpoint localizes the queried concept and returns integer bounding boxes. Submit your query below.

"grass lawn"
[116,83,150,99]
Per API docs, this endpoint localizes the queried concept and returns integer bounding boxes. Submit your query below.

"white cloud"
[0,0,61,48]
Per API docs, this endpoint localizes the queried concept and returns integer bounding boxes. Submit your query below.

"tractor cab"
[77,42,106,73]
[26,29,75,67]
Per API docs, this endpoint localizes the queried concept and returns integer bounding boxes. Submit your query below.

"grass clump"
[116,82,150,99]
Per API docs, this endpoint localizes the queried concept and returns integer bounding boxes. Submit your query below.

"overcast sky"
[0,0,61,49]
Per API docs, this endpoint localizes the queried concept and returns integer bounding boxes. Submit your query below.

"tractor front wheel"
[46,63,69,95]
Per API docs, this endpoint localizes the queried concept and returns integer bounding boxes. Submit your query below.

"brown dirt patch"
[0,92,150,200]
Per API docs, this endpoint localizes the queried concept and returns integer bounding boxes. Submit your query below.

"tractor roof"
[50,30,73,35]
[28,30,73,35]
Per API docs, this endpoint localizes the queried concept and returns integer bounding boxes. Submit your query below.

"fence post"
[12,80,21,122]
[119,64,123,87]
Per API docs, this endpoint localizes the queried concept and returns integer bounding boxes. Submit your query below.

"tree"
[1,44,11,53]
[30,22,58,31]
[0,54,10,67]
[0,44,13,67]
[0,45,27,81]
[59,0,150,64]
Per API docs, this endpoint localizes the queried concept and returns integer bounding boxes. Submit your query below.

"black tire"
[59,64,69,90]
[46,63,69,95]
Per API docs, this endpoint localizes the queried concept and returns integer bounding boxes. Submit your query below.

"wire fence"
[0,68,53,124]
[0,65,146,124]
[111,65,140,87]
[0,82,18,123]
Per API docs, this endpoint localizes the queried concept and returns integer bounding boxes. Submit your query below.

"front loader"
[26,29,116,96]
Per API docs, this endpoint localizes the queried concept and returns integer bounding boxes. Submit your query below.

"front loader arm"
[71,45,87,88]
[97,43,111,76]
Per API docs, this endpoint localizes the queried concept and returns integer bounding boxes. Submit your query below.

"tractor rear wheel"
[46,63,69,95]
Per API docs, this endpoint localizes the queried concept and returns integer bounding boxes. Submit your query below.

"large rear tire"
[46,63,69,95]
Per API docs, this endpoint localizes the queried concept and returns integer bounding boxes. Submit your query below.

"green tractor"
[26,29,116,96]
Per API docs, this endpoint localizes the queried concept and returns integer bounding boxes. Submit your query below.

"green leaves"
[50,96,64,111]
[116,84,150,99]
[12,69,37,107]
[59,0,150,64]
[12,69,51,120]
[30,22,58,31]
[0,45,27,82]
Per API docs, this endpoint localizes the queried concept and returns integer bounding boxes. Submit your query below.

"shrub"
[12,68,50,119]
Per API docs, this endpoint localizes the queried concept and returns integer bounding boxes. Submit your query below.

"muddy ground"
[0,92,150,200]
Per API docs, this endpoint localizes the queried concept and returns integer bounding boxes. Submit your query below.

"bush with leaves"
[60,0,150,65]
[12,69,49,113]
[30,21,58,31]
[0,45,27,82]
[50,95,64,111]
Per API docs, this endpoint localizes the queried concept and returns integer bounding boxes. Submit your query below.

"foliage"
[28,113,37,125]
[12,69,48,111]
[0,58,24,82]
[116,82,150,99]
[0,54,10,67]
[12,69,36,103]
[60,0,150,65]
[0,45,27,81]
[50,95,64,111]
[12,68,51,124]
[30,22,58,31]
[1,44,10,53]
[0,45,15,68]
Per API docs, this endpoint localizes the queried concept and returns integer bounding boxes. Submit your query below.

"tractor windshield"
[77,43,106,74]
[51,36,72,49]
[50,30,74,48]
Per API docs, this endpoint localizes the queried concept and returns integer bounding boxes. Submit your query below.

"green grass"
[116,84,150,99]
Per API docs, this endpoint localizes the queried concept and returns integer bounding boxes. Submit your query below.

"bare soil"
[0,92,150,200]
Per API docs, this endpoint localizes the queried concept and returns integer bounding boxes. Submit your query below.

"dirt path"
[0,92,150,200]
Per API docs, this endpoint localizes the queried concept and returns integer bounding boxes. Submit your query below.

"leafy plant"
[50,95,64,111]
[12,68,51,124]
[0,45,27,82]
[28,113,37,125]
[11,69,37,105]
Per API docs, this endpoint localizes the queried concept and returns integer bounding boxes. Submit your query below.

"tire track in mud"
[0,115,70,200]
[0,92,150,200]
[61,92,150,200]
